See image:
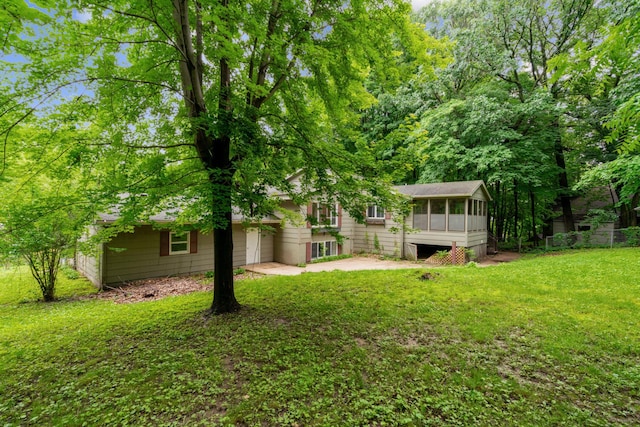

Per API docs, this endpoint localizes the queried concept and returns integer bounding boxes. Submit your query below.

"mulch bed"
[86,272,261,304]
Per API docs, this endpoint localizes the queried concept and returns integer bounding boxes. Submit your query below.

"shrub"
[61,266,80,280]
[622,226,640,247]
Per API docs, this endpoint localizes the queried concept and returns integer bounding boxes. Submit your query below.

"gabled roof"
[394,180,492,200]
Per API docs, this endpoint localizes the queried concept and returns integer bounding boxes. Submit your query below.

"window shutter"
[306,242,311,263]
[307,203,313,228]
[338,243,342,255]
[338,205,342,228]
[160,231,170,256]
[190,230,198,254]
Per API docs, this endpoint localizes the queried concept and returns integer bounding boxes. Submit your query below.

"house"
[350,180,492,261]
[76,210,280,287]
[552,186,619,243]
[76,179,491,287]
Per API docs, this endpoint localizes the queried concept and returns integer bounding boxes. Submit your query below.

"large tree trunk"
[530,190,539,246]
[513,179,519,240]
[208,132,240,314]
[211,210,240,314]
[553,136,575,233]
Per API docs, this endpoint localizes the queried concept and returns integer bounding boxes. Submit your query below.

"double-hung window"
[170,232,190,255]
[311,202,339,228]
[367,205,385,220]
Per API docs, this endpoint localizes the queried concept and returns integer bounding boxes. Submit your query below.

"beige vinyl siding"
[274,201,307,265]
[339,210,356,254]
[104,225,246,284]
[76,251,101,287]
[351,214,403,257]
[232,224,247,268]
[405,230,470,247]
[471,187,489,202]
[260,229,275,263]
[274,225,305,265]
[75,226,103,287]
[104,226,215,284]
[467,232,489,258]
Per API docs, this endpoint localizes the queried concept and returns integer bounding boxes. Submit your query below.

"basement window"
[311,241,337,260]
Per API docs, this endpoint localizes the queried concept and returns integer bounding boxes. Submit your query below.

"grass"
[0,248,639,426]
[0,264,97,305]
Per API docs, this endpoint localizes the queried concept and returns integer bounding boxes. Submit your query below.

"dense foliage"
[357,0,640,243]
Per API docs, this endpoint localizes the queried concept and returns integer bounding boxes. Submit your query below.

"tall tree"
[0,119,97,301]
[3,0,414,313]
[550,0,640,224]
[413,0,610,239]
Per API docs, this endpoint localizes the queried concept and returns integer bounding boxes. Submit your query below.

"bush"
[61,266,80,280]
[622,227,640,247]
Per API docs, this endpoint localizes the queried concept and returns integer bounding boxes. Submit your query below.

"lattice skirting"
[425,247,467,265]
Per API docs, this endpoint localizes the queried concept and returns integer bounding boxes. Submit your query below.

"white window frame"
[311,240,338,260]
[328,203,338,227]
[311,202,339,228]
[169,231,190,255]
[367,205,385,219]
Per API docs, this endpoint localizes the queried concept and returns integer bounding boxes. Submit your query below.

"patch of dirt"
[85,272,262,304]
[477,251,522,266]
[418,271,440,281]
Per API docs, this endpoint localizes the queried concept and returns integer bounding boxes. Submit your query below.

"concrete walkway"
[242,252,522,276]
[243,257,422,276]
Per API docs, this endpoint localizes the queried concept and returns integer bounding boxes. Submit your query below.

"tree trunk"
[211,220,240,314]
[553,138,575,233]
[513,179,519,240]
[530,190,539,246]
[208,133,240,314]
[499,183,508,240]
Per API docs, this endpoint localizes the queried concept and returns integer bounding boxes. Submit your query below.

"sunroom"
[395,181,492,259]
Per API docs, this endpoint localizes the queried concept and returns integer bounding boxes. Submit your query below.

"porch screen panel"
[468,200,475,231]
[449,199,465,231]
[431,199,446,231]
[413,200,428,230]
[480,201,487,231]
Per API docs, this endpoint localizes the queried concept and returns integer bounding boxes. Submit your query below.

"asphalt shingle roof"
[394,181,488,198]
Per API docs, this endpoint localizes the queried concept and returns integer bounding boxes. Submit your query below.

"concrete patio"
[242,252,522,276]
[242,257,421,276]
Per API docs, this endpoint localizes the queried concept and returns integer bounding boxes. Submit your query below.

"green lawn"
[1,248,639,426]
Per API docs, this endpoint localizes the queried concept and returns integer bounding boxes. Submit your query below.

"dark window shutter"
[190,230,198,254]
[338,243,343,255]
[338,205,342,228]
[306,242,311,263]
[160,231,170,256]
[307,203,313,228]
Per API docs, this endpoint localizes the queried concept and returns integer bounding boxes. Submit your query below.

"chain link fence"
[545,227,640,250]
